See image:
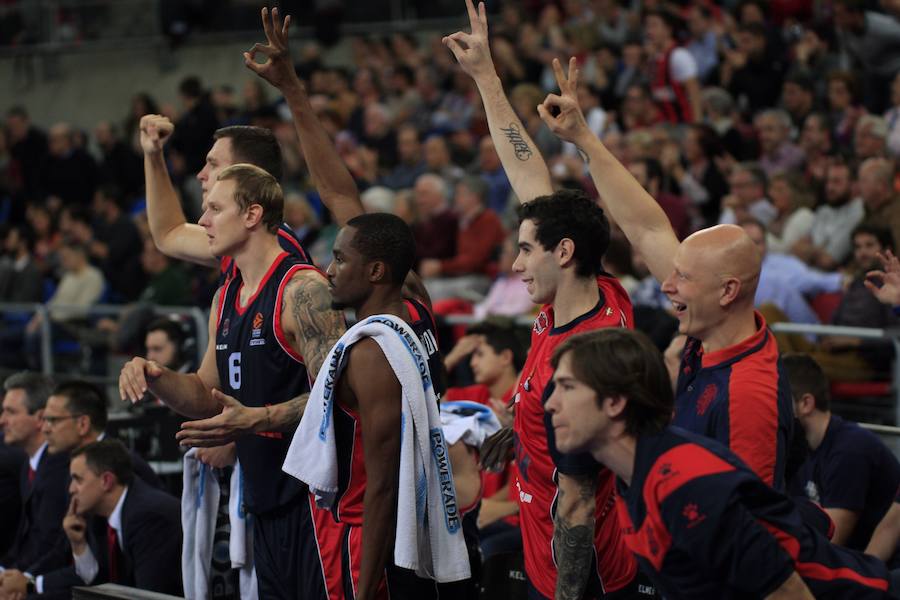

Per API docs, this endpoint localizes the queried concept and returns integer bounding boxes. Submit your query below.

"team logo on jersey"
[696,384,717,416]
[221,318,230,337]
[682,503,707,528]
[533,311,549,334]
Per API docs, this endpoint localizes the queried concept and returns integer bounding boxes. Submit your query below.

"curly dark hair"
[516,188,610,278]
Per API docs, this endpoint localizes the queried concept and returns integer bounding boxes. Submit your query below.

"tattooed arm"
[554,472,597,600]
[444,0,552,202]
[264,269,347,429]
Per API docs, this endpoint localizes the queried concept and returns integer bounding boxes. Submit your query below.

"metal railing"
[0,301,208,378]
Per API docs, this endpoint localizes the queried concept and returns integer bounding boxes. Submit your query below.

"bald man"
[539,57,793,490]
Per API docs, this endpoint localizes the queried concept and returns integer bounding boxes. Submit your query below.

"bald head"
[683,225,761,302]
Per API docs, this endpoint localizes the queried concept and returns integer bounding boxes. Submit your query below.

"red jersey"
[513,276,637,598]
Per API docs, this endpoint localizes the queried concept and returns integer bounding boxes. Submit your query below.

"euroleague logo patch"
[250,312,266,346]
[696,383,717,416]
[533,311,550,334]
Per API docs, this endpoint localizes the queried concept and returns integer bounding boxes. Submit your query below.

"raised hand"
[537,57,590,146]
[176,388,264,447]
[442,0,496,82]
[865,250,900,306]
[118,357,163,404]
[139,114,174,156]
[244,7,301,93]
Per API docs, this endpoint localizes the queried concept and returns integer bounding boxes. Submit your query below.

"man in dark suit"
[0,438,25,557]
[53,440,182,595]
[41,381,162,488]
[0,372,69,582]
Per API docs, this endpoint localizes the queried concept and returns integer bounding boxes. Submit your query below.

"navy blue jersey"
[218,223,313,288]
[616,426,891,599]
[674,311,793,490]
[790,415,900,550]
[215,251,322,514]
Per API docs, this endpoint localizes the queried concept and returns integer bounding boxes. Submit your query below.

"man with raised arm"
[538,57,793,492]
[444,3,648,599]
[119,164,345,599]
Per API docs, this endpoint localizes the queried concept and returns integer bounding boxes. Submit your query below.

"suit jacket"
[44,479,183,596]
[1,448,69,574]
[0,441,26,556]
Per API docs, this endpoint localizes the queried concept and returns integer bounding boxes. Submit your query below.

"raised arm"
[538,57,679,284]
[245,7,364,226]
[140,115,218,268]
[443,0,553,202]
[347,338,403,600]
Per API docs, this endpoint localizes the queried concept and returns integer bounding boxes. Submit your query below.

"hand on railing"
[865,250,900,307]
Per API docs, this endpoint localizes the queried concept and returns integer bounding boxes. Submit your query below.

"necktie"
[106,524,120,583]
[27,466,35,485]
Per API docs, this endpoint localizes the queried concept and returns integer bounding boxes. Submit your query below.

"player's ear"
[556,237,576,269]
[603,394,627,419]
[245,203,264,228]
[368,260,387,283]
[720,275,742,307]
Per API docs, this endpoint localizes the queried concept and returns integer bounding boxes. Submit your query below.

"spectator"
[471,233,532,321]
[723,22,787,115]
[719,162,777,226]
[779,224,898,381]
[662,124,728,228]
[94,120,143,201]
[860,157,900,248]
[135,239,191,306]
[42,122,98,207]
[785,353,900,550]
[794,160,865,270]
[423,133,465,184]
[826,70,865,147]
[88,185,144,301]
[169,76,219,175]
[781,69,818,130]
[6,106,47,208]
[701,87,749,160]
[411,173,458,266]
[122,92,159,150]
[25,203,60,273]
[886,71,900,158]
[644,9,702,123]
[144,318,192,373]
[798,112,834,189]
[741,218,844,326]
[854,114,889,160]
[617,83,662,132]
[685,4,719,83]
[0,224,42,302]
[754,109,805,178]
[765,172,815,254]
[380,123,426,190]
[419,176,506,301]
[474,136,512,216]
[833,0,900,113]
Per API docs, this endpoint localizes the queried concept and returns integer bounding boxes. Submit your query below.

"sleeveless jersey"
[218,223,313,288]
[330,298,443,526]
[513,276,637,598]
[650,45,693,123]
[215,251,322,514]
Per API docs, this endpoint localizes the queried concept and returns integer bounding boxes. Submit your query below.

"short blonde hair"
[217,163,283,233]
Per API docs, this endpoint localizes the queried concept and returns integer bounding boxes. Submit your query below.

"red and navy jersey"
[616,426,892,599]
[790,415,900,551]
[649,45,693,123]
[214,251,321,514]
[218,223,313,287]
[329,298,443,526]
[673,311,793,490]
[513,276,637,598]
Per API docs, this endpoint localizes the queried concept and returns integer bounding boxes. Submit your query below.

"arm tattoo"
[554,477,597,600]
[289,275,346,381]
[500,123,534,161]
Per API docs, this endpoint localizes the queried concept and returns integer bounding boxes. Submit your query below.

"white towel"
[283,314,471,583]
[440,400,501,447]
[181,450,257,600]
